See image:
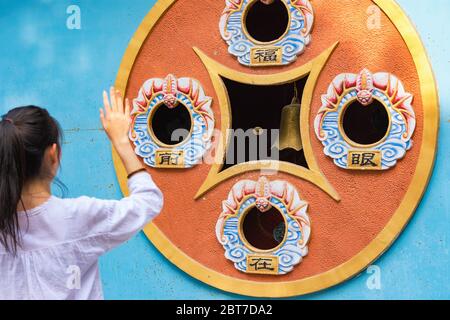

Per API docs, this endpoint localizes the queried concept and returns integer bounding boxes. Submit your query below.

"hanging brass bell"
[278,96,303,151]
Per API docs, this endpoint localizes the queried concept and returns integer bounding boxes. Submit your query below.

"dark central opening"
[151,103,192,146]
[245,0,290,43]
[221,76,309,171]
[242,206,286,251]
[342,100,390,145]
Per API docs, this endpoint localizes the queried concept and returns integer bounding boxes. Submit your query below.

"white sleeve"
[72,171,164,253]
[105,171,164,249]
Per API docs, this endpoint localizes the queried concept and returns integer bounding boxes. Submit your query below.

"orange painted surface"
[124,0,423,281]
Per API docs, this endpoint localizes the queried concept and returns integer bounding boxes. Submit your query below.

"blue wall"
[0,0,448,299]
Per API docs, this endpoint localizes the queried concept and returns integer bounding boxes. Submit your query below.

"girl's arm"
[72,87,164,252]
[100,87,143,176]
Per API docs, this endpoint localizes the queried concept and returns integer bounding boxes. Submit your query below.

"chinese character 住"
[352,152,377,167]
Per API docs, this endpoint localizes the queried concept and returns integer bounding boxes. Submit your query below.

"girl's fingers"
[103,90,111,118]
[110,86,117,112]
[116,90,124,114]
[125,98,131,116]
[100,108,106,128]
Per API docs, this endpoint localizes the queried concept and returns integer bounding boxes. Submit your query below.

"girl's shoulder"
[47,196,115,239]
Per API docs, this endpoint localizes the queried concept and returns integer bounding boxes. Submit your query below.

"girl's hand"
[100,87,144,175]
[100,87,131,147]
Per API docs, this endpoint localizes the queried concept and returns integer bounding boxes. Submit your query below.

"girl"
[0,88,163,300]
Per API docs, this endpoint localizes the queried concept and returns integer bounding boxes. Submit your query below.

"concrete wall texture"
[0,0,448,299]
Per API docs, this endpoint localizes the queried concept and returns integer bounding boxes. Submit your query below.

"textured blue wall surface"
[0,0,448,300]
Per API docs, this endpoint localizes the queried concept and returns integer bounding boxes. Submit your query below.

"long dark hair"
[0,106,63,253]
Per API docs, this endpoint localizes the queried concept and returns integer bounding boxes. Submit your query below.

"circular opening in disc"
[342,100,390,146]
[241,205,286,251]
[150,103,192,146]
[244,0,290,43]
